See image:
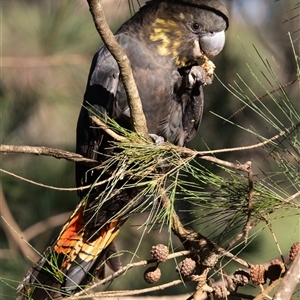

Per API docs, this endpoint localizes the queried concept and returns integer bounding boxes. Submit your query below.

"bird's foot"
[188,63,214,87]
[149,134,164,146]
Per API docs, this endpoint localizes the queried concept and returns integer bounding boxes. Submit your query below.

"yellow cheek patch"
[150,31,170,43]
[174,30,182,37]
[151,18,178,29]
[150,17,187,65]
[173,41,181,49]
[157,45,171,56]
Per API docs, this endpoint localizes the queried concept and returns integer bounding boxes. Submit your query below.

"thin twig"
[244,162,253,244]
[90,115,127,142]
[218,249,250,268]
[0,167,113,192]
[254,278,281,300]
[227,223,256,250]
[69,279,183,299]
[197,122,300,155]
[198,156,251,172]
[279,189,300,204]
[0,168,81,191]
[262,217,285,265]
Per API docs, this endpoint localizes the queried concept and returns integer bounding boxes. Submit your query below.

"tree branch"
[273,251,300,300]
[86,0,149,138]
[0,144,98,166]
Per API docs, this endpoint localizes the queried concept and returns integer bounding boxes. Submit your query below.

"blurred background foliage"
[0,0,299,299]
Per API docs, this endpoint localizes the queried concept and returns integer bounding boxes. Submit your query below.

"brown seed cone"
[232,269,250,286]
[213,285,229,298]
[144,266,161,284]
[150,244,169,263]
[177,258,196,277]
[250,264,267,285]
[289,242,300,261]
[267,259,285,281]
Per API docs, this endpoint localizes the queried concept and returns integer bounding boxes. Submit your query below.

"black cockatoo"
[17,1,228,299]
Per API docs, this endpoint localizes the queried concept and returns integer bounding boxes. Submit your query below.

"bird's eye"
[191,22,200,31]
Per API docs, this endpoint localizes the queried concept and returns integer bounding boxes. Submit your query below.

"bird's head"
[148,0,229,66]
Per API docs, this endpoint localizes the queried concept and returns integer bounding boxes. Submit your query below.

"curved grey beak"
[199,30,226,57]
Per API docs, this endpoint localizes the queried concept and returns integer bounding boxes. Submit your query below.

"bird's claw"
[188,61,215,87]
[149,134,164,146]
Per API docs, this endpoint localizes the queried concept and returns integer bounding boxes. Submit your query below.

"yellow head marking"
[173,41,181,49]
[158,45,172,56]
[150,18,187,65]
[150,18,181,43]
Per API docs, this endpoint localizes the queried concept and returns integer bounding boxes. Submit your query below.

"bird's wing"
[75,40,122,191]
[77,44,120,153]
